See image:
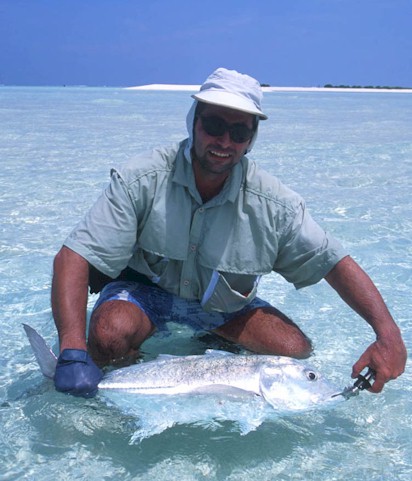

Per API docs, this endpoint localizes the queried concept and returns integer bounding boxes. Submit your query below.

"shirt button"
[198,207,204,213]
[183,280,190,286]
[190,244,197,252]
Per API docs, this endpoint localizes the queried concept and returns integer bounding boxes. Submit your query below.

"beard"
[191,144,243,176]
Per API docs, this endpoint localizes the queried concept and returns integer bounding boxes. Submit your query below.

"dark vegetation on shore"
[323,84,411,90]
[260,83,411,90]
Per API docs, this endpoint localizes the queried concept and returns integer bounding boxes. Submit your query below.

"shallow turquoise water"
[0,87,411,480]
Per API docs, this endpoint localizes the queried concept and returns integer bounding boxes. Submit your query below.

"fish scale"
[99,354,266,393]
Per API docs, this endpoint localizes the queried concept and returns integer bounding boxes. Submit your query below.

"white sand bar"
[126,84,200,91]
[126,84,412,93]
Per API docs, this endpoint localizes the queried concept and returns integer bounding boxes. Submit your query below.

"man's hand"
[54,349,103,398]
[352,333,407,393]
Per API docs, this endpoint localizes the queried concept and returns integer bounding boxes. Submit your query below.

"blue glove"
[54,349,103,398]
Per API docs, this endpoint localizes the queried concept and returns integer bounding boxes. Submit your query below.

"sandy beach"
[126,84,412,93]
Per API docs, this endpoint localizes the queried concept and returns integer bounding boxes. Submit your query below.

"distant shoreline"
[1,84,411,93]
[126,84,412,93]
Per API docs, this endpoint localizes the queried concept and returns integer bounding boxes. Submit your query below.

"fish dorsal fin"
[156,350,233,361]
[204,349,234,357]
[156,350,234,361]
[156,354,179,360]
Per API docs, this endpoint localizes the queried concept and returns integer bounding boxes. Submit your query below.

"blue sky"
[1,0,411,87]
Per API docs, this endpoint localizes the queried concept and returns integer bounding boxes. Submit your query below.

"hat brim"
[192,90,268,120]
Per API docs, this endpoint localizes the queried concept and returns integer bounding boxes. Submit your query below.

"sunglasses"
[198,115,255,144]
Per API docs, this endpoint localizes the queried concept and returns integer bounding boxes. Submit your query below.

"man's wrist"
[374,320,402,341]
[59,335,87,352]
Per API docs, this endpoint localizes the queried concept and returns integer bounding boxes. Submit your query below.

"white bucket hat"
[192,68,268,120]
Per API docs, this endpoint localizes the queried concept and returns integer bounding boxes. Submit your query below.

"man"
[52,68,406,398]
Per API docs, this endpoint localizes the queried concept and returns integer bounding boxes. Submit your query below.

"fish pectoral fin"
[258,365,284,404]
[191,384,253,396]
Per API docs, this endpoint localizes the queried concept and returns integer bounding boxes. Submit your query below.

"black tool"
[332,368,376,400]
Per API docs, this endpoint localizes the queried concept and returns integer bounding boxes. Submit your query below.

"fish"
[23,323,344,441]
[99,350,342,411]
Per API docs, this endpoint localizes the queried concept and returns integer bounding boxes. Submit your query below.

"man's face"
[192,104,256,177]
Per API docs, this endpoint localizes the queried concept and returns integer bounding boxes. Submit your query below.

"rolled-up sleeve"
[273,202,347,289]
[64,170,138,278]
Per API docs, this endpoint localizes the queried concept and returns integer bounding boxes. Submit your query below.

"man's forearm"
[325,255,406,391]
[51,246,90,352]
[325,255,400,338]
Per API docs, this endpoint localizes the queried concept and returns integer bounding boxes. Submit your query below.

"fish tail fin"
[23,324,57,379]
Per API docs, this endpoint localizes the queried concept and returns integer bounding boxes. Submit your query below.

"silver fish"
[23,323,342,412]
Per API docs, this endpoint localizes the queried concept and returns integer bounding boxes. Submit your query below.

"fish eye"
[306,370,318,381]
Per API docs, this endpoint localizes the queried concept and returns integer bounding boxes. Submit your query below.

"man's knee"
[88,300,155,366]
[257,306,313,358]
[288,335,313,359]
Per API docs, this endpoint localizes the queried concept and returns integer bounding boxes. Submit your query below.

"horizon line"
[2,83,412,93]
[125,84,412,93]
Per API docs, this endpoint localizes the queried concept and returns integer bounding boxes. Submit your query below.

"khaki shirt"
[64,140,347,313]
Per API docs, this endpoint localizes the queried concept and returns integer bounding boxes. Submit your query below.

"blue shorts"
[93,281,271,334]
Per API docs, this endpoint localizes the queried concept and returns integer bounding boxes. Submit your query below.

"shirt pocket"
[201,270,261,313]
[130,250,170,284]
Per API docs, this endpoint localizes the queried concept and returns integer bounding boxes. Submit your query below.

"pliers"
[333,368,376,400]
